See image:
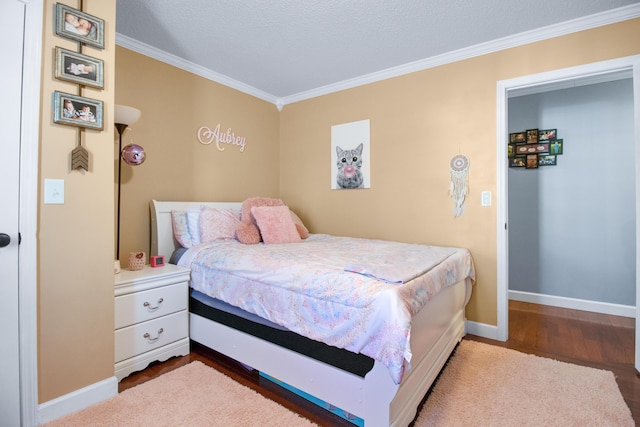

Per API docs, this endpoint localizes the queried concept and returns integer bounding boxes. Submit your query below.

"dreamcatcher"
[449,154,469,217]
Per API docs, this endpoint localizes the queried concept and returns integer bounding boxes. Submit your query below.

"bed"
[150,200,474,427]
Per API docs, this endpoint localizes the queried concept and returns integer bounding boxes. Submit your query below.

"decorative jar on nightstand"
[114,263,191,381]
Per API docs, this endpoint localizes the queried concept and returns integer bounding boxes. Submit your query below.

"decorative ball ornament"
[121,144,146,166]
[449,154,470,217]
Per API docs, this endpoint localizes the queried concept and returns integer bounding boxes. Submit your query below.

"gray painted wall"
[508,79,635,305]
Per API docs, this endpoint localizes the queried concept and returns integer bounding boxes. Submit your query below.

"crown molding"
[115,33,279,106]
[277,4,640,107]
[116,4,640,109]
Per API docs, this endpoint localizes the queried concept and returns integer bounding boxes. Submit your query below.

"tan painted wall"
[38,0,116,402]
[114,47,280,261]
[279,19,640,326]
[36,10,640,404]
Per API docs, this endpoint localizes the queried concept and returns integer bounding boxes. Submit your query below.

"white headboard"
[150,200,242,260]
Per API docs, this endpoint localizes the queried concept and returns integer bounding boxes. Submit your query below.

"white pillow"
[171,208,203,248]
[187,208,202,245]
[171,210,193,248]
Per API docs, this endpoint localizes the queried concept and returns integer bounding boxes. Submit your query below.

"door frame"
[19,0,43,425]
[496,55,640,370]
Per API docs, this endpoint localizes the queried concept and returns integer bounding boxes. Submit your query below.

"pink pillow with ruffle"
[200,207,240,243]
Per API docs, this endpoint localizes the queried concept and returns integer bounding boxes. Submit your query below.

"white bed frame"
[150,200,472,427]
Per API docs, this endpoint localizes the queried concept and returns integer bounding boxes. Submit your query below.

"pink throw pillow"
[251,206,301,244]
[237,197,285,244]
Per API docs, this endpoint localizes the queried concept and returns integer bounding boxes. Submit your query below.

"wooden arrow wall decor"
[71,145,89,171]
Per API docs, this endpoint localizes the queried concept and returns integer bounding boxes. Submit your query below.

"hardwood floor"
[119,301,639,426]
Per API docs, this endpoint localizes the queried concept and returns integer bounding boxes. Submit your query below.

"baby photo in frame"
[55,3,105,49]
[54,47,104,89]
[53,91,103,130]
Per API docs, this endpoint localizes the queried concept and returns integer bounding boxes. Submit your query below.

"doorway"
[507,79,634,313]
[496,55,640,370]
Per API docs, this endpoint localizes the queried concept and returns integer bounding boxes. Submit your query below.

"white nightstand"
[114,263,191,381]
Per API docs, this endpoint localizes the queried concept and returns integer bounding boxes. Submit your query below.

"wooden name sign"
[197,124,247,152]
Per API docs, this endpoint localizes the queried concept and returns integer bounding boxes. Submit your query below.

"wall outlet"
[481,191,492,207]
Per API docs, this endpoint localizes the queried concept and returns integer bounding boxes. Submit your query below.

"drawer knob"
[143,328,164,343]
[143,298,164,311]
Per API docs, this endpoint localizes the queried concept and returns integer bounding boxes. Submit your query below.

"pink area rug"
[44,340,634,426]
[415,340,634,426]
[43,361,316,427]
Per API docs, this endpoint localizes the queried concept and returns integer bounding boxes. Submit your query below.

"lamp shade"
[114,104,141,126]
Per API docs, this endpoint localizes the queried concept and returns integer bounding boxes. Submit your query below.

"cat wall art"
[331,119,371,190]
[336,143,364,189]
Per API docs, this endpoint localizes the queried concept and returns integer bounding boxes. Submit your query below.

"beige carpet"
[44,340,633,426]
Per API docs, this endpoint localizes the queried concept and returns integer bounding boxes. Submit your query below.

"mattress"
[179,234,475,383]
[190,289,375,377]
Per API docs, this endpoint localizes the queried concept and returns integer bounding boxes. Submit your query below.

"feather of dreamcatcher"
[449,154,469,217]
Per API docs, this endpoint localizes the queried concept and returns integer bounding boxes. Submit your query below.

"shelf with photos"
[508,128,563,169]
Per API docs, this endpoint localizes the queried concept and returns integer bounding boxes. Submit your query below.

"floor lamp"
[114,104,143,273]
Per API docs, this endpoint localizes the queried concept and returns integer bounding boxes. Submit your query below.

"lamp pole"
[113,104,142,270]
[114,123,128,261]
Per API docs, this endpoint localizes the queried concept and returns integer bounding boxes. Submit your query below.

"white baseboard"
[509,290,635,318]
[38,376,118,425]
[466,320,501,341]
[464,289,636,342]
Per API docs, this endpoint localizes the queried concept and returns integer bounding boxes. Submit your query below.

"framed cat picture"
[331,119,371,190]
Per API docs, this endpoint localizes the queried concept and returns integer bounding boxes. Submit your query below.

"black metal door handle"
[0,233,10,248]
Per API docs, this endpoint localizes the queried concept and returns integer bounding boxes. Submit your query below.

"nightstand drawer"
[115,310,188,363]
[115,282,187,329]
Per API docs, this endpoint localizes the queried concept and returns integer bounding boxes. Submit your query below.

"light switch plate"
[44,179,64,204]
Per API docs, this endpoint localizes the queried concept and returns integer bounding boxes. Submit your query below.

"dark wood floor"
[119,301,640,426]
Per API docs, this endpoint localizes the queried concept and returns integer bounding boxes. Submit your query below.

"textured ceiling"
[116,1,640,103]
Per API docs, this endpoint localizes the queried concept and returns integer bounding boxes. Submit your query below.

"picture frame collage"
[52,3,105,130]
[508,128,564,169]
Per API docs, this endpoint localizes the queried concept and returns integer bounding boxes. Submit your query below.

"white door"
[0,1,26,425]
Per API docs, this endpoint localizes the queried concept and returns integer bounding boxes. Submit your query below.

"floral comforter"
[178,234,475,384]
